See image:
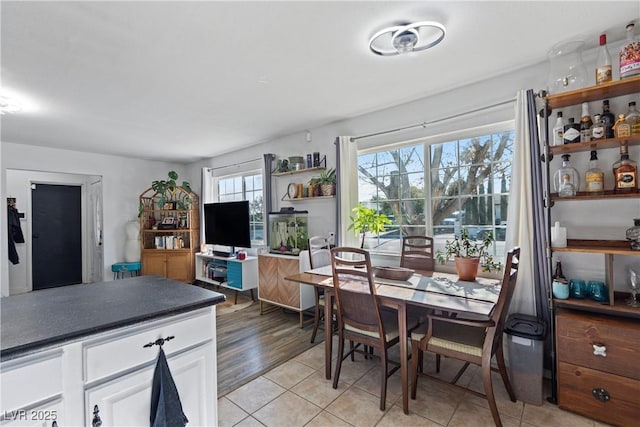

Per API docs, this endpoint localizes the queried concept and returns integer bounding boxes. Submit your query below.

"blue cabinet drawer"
[227,262,243,289]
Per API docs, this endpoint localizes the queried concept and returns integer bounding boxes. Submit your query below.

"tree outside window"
[356,129,514,257]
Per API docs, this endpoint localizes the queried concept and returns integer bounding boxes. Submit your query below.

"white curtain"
[505,90,537,315]
[336,136,360,248]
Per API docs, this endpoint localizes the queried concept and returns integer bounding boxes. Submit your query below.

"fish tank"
[268,209,309,255]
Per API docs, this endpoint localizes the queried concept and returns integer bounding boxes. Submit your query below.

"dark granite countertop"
[1,276,225,361]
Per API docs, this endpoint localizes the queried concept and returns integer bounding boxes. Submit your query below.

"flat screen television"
[204,201,251,255]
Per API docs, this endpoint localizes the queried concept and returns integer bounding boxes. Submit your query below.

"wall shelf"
[272,166,326,177]
[550,190,640,201]
[545,76,640,109]
[549,136,640,155]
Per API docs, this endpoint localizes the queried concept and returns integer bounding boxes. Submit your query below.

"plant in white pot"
[348,203,392,249]
[435,228,502,281]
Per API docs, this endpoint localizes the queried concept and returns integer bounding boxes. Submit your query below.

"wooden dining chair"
[400,235,435,273]
[330,246,418,411]
[409,247,521,427]
[308,236,332,343]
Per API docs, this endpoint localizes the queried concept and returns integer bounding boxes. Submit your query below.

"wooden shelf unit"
[545,75,640,109]
[549,136,640,155]
[550,190,640,201]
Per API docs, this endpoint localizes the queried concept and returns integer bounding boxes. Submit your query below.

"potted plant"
[348,203,392,249]
[317,168,336,196]
[435,228,502,281]
[151,170,193,209]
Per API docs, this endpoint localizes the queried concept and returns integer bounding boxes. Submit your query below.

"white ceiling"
[2,1,639,163]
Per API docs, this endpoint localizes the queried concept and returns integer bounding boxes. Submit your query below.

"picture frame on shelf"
[162,216,176,225]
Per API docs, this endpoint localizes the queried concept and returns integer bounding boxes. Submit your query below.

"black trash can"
[504,313,546,405]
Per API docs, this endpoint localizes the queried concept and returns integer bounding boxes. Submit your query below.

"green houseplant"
[348,203,392,249]
[436,228,502,281]
[317,168,336,196]
[151,170,193,209]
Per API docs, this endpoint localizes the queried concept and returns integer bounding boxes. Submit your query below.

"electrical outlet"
[328,232,335,245]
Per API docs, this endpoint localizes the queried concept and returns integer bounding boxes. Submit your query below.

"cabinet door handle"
[143,335,175,348]
[592,344,607,357]
[592,387,610,403]
[92,404,102,427]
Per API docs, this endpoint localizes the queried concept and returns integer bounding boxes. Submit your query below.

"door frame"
[5,170,103,294]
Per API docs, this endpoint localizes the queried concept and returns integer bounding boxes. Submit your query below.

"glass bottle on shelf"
[590,114,605,141]
[614,114,631,138]
[552,111,565,146]
[585,150,604,194]
[601,100,616,139]
[553,260,567,283]
[553,154,580,197]
[625,101,640,135]
[620,23,640,80]
[612,142,637,193]
[595,33,612,85]
[579,103,592,142]
[563,118,580,144]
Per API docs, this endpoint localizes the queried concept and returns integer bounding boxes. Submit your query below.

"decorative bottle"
[620,23,640,80]
[590,114,605,140]
[596,33,612,85]
[552,112,565,146]
[563,118,580,144]
[585,150,605,194]
[579,103,592,142]
[614,114,631,138]
[625,101,640,135]
[612,142,637,192]
[601,100,616,138]
[553,154,580,197]
[553,261,567,283]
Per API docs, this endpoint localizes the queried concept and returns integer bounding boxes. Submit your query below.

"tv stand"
[195,253,258,303]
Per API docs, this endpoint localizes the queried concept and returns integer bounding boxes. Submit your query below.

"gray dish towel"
[150,347,188,427]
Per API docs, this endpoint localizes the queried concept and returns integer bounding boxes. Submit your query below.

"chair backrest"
[489,247,521,347]
[308,236,331,269]
[400,235,435,272]
[330,247,384,337]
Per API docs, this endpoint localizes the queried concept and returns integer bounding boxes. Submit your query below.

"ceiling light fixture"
[0,95,23,115]
[369,21,446,56]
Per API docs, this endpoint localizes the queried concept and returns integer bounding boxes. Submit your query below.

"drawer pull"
[592,344,607,357]
[592,387,610,403]
[92,404,102,427]
[143,335,175,348]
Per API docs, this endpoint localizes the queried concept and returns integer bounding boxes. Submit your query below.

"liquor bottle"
[552,112,565,146]
[553,154,580,197]
[585,150,604,194]
[620,23,640,80]
[579,103,593,142]
[553,261,567,283]
[614,114,631,138]
[590,114,605,140]
[612,142,638,193]
[596,33,612,85]
[601,100,616,138]
[563,118,580,143]
[625,101,640,135]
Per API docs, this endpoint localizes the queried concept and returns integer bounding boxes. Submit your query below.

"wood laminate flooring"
[215,289,319,397]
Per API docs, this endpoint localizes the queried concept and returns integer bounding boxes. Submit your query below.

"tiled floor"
[218,339,608,427]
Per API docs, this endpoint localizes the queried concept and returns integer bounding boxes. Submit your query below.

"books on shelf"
[154,235,185,249]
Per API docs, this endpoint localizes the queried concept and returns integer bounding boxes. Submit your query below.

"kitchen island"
[1,275,225,426]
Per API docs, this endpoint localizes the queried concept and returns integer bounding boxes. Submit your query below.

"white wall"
[1,143,186,295]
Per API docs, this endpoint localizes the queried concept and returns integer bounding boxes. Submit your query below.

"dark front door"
[32,183,82,290]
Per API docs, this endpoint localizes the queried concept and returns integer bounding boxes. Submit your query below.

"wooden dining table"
[285,266,501,415]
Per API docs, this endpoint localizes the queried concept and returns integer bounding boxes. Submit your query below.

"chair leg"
[436,354,441,373]
[379,347,388,411]
[496,341,516,402]
[310,305,321,343]
[350,340,355,361]
[482,355,502,427]
[333,335,345,390]
[410,340,419,400]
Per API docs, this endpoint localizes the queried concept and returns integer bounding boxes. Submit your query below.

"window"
[217,172,264,243]
[356,127,514,259]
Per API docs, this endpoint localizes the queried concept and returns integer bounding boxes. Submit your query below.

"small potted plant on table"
[436,228,502,281]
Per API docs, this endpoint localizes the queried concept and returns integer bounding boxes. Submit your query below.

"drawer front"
[558,362,640,426]
[0,350,63,414]
[556,311,640,380]
[227,262,242,289]
[83,307,214,383]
